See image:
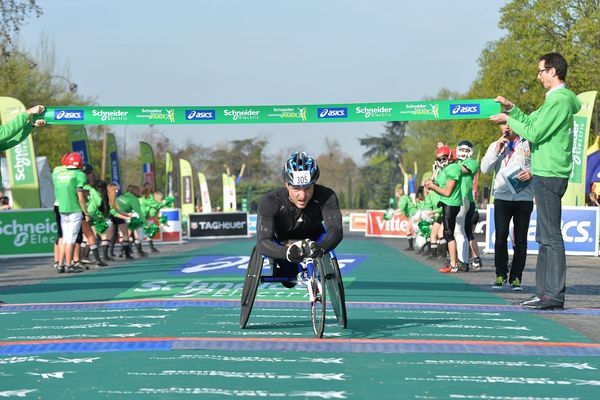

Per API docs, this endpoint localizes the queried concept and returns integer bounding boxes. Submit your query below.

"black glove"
[286,240,305,263]
[303,239,324,258]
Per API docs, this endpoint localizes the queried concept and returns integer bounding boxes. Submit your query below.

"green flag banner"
[107,133,121,187]
[165,151,174,197]
[43,99,500,125]
[198,172,211,213]
[139,141,155,188]
[564,91,598,206]
[0,97,41,209]
[179,158,194,219]
[222,173,236,212]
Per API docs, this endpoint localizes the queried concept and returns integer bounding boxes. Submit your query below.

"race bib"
[292,170,311,186]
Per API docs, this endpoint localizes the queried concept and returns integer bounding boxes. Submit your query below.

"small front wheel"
[310,258,327,338]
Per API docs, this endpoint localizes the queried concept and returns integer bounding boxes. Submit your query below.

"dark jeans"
[533,176,568,302]
[494,199,534,281]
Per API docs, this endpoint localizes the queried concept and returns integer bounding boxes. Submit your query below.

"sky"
[18,0,508,163]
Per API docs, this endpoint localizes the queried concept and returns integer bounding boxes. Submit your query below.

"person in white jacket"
[480,123,534,291]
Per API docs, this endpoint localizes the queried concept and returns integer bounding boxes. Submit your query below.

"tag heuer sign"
[188,212,249,238]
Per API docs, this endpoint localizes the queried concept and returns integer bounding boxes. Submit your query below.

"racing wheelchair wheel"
[240,246,262,329]
[322,253,347,328]
[310,257,327,338]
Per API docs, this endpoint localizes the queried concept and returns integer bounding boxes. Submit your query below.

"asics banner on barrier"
[43,99,500,125]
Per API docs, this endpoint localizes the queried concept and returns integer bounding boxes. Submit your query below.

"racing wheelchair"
[240,240,347,338]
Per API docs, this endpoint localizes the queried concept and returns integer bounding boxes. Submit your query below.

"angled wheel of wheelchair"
[322,252,347,328]
[240,246,262,329]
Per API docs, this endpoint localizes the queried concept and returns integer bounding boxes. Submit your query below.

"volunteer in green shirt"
[141,182,163,253]
[0,105,46,191]
[455,140,482,271]
[118,185,148,257]
[52,152,87,273]
[423,185,444,259]
[424,146,464,273]
[490,52,582,310]
[394,184,416,251]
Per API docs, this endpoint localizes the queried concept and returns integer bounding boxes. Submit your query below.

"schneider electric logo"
[54,110,84,120]
[317,107,348,119]
[450,104,480,115]
[0,217,58,249]
[185,110,216,120]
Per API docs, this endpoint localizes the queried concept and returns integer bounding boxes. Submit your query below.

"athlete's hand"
[303,239,324,258]
[286,240,305,263]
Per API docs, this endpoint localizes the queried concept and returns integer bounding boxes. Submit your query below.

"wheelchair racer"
[256,151,343,288]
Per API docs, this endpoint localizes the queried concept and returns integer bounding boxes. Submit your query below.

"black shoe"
[281,281,297,289]
[522,296,564,310]
[66,265,84,273]
[150,246,160,253]
[96,260,108,267]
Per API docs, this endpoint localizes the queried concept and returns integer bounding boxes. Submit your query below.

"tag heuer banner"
[42,99,500,125]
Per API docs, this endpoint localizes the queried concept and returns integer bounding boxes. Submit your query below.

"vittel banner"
[365,210,411,238]
[188,212,249,239]
[485,205,599,256]
[0,209,57,258]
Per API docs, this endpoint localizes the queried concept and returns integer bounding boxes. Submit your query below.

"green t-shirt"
[434,163,462,206]
[508,87,581,178]
[84,184,103,216]
[459,159,479,203]
[424,191,442,215]
[118,192,145,222]
[397,194,416,218]
[140,194,162,218]
[52,167,86,213]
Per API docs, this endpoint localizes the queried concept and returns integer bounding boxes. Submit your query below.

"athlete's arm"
[317,188,343,252]
[256,194,287,260]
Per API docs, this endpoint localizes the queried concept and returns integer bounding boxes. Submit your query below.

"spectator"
[424,146,465,273]
[481,123,534,291]
[490,52,581,310]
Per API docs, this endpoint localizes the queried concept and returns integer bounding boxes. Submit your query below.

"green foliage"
[0,48,94,169]
[316,139,359,209]
[358,122,407,208]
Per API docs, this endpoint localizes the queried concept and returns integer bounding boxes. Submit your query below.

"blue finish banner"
[485,205,599,256]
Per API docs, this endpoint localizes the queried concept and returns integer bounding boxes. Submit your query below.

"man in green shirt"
[490,52,581,310]
[52,152,88,273]
[424,146,465,273]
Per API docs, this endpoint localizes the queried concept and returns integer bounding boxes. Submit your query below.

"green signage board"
[43,99,500,125]
[0,208,56,258]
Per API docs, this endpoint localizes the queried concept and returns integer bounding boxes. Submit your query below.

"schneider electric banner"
[0,208,57,258]
[485,205,599,256]
[188,212,248,239]
[43,99,500,125]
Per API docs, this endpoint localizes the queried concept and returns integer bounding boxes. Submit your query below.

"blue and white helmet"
[282,151,320,189]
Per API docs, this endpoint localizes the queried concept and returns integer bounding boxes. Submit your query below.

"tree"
[316,139,359,209]
[455,0,600,151]
[358,121,408,206]
[0,0,42,55]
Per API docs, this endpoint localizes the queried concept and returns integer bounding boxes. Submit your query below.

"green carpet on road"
[1,239,599,399]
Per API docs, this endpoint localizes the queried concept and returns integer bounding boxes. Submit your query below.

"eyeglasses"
[537,67,549,76]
